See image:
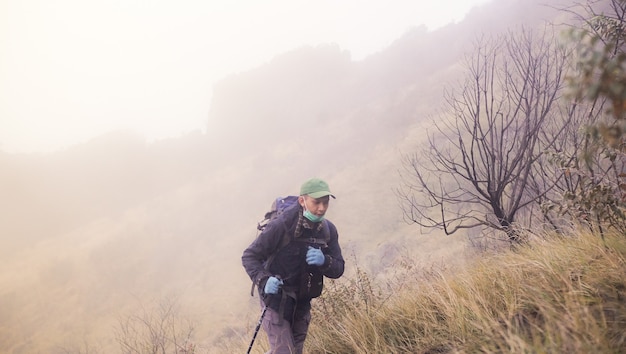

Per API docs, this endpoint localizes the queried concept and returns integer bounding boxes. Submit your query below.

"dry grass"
[303,230,626,353]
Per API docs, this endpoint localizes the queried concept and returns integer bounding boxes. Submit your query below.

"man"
[242,178,345,354]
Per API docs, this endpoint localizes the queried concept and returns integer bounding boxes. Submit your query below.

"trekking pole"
[246,306,268,354]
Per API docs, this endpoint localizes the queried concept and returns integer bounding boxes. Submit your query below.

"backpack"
[256,196,300,233]
[251,196,331,298]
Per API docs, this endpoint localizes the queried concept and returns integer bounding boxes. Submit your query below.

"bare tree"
[397,28,570,243]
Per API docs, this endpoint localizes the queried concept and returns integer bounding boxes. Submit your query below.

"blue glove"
[306,246,325,266]
[264,276,283,295]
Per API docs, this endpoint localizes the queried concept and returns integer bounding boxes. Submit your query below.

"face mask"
[303,209,324,223]
[302,202,325,223]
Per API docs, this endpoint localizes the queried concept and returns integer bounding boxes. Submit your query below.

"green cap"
[300,178,336,199]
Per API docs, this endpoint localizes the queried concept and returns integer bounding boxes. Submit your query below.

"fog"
[1,0,490,154]
[0,0,576,352]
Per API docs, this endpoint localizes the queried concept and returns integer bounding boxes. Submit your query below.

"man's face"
[299,195,330,217]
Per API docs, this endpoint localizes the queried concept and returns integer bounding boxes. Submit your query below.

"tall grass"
[306,231,626,353]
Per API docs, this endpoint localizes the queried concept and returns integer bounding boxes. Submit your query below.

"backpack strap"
[322,219,331,244]
[294,219,330,247]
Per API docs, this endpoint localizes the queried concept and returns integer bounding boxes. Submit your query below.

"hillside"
[216,230,626,352]
[300,230,626,353]
[0,0,580,352]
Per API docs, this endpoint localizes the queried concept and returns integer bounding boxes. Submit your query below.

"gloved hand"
[264,276,283,295]
[306,246,325,266]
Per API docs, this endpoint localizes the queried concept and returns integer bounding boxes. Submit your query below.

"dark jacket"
[242,203,344,315]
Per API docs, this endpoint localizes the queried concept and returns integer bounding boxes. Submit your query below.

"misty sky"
[1,0,491,154]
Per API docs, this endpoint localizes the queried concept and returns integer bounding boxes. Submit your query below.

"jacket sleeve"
[242,220,283,287]
[320,220,345,279]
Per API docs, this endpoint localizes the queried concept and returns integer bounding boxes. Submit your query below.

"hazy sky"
[1,0,491,154]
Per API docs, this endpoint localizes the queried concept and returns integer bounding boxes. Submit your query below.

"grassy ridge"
[303,231,626,353]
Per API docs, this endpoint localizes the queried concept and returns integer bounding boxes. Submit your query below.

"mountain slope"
[0,0,579,352]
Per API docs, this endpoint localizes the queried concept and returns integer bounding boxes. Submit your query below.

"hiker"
[242,178,345,354]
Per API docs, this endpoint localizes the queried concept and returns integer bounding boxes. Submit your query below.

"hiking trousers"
[261,303,311,354]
